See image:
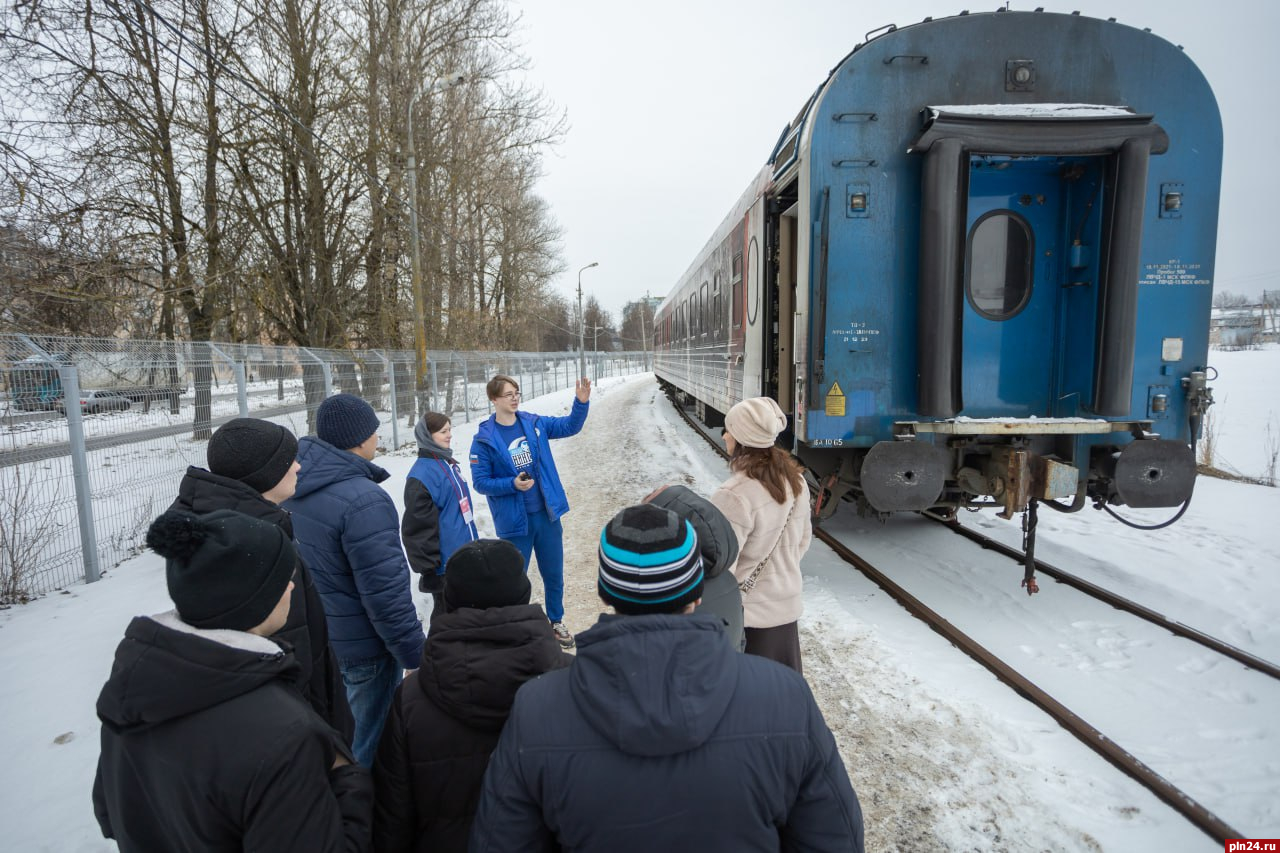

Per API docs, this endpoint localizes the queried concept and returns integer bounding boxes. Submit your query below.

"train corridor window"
[700,282,710,337]
[712,275,722,338]
[966,210,1033,320]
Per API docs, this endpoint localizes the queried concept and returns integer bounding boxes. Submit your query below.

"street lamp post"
[640,291,650,371]
[576,261,598,379]
[407,74,466,416]
[592,324,601,384]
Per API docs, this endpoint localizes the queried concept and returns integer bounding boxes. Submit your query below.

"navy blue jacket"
[285,437,424,670]
[470,613,864,853]
[468,398,588,538]
[402,451,479,592]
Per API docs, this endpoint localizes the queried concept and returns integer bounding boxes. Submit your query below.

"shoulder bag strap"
[739,487,805,594]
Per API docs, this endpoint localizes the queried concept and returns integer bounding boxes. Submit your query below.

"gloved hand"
[418,571,444,593]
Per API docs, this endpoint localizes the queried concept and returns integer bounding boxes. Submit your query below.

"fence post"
[430,355,439,413]
[374,350,399,450]
[207,343,248,417]
[58,362,101,584]
[457,353,470,423]
[300,348,333,397]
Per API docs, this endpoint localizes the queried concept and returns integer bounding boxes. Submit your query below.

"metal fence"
[0,332,648,603]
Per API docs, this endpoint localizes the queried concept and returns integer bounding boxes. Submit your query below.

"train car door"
[960,155,1072,416]
[763,184,800,411]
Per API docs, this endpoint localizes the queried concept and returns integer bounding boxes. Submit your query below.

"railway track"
[668,397,1249,845]
[933,515,1280,681]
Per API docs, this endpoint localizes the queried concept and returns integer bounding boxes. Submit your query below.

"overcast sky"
[510,0,1278,320]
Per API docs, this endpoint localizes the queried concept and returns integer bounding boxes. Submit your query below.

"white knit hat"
[724,397,787,448]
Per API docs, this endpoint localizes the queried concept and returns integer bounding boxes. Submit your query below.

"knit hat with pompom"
[146,509,295,631]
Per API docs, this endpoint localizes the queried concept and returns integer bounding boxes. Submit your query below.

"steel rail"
[666,394,1244,845]
[934,515,1280,680]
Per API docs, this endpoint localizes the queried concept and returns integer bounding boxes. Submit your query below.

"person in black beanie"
[373,539,570,853]
[92,510,374,853]
[168,416,354,744]
[287,393,424,768]
[470,504,864,853]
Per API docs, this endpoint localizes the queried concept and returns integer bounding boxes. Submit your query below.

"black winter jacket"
[92,612,373,852]
[470,613,864,853]
[170,466,355,742]
[372,603,571,853]
[647,484,745,651]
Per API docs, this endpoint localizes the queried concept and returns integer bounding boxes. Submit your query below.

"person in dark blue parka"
[469,504,864,853]
[285,394,424,768]
[402,412,478,614]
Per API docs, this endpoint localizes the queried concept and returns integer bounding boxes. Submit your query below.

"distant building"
[1210,294,1278,348]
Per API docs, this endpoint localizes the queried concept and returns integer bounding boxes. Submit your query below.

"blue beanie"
[316,393,380,450]
[598,504,703,615]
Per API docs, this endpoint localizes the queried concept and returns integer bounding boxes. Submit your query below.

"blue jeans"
[340,653,401,767]
[507,510,565,623]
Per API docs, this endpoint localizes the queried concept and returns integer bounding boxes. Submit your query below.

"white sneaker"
[551,621,575,649]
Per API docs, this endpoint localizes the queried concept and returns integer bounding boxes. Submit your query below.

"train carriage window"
[712,274,722,339]
[700,282,710,337]
[966,210,1034,320]
[731,251,744,329]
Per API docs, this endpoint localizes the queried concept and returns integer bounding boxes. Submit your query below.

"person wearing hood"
[469,504,864,853]
[469,373,590,650]
[168,416,353,742]
[285,393,425,768]
[372,539,571,853]
[401,412,479,612]
[92,509,373,852]
[643,483,745,651]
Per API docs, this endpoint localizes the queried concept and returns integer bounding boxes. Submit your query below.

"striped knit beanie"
[598,504,704,615]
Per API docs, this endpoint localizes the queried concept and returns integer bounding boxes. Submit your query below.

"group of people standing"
[90,377,863,852]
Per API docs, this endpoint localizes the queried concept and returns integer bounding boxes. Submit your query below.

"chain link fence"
[0,333,648,603]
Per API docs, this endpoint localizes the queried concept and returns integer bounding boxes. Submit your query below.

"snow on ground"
[1201,347,1280,484]
[1,351,1276,851]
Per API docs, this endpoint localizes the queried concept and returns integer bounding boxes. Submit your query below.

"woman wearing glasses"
[402,412,479,615]
[469,373,591,648]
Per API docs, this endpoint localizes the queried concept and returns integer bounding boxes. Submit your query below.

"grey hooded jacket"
[646,484,745,651]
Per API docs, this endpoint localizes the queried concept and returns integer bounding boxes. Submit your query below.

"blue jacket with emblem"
[402,450,479,592]
[285,436,424,670]
[468,399,588,538]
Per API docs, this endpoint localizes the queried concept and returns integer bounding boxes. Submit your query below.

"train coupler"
[1020,498,1040,596]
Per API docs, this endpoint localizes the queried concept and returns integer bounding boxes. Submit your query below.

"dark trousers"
[744,621,803,675]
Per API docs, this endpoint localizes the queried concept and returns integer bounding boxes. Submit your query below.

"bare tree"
[1212,289,1251,309]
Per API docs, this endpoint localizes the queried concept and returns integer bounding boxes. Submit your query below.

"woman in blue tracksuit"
[469,374,590,649]
[402,412,479,615]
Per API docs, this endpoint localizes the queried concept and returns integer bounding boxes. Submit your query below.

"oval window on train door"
[965,210,1034,321]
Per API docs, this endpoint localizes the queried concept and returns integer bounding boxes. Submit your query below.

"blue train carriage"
[655,9,1220,528]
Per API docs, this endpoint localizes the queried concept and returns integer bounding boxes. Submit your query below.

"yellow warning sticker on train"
[825,382,846,417]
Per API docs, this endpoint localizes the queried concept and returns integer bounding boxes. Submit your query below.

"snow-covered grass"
[0,350,1276,851]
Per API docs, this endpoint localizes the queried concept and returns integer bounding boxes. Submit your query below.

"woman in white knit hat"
[710,396,811,673]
